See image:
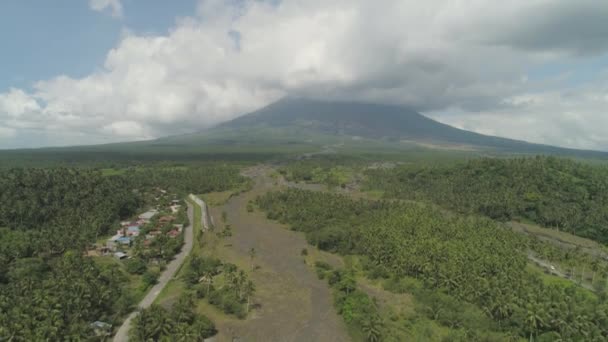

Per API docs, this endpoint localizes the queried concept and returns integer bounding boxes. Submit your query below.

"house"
[170,204,181,214]
[158,215,175,224]
[168,229,180,238]
[120,221,131,227]
[173,224,184,232]
[127,225,140,237]
[171,199,181,205]
[114,252,128,260]
[90,321,112,336]
[116,236,131,246]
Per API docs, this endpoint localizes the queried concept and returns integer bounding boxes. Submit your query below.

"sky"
[0,0,607,150]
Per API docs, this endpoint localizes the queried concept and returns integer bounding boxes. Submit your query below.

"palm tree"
[361,314,383,342]
[200,271,214,296]
[249,247,256,271]
[243,280,255,313]
[525,306,545,342]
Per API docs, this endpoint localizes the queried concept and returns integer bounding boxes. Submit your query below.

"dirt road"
[528,254,595,292]
[113,199,200,342]
[208,165,349,342]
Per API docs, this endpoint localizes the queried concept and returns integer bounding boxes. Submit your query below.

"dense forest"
[121,164,249,196]
[365,157,608,243]
[0,165,247,340]
[0,168,141,258]
[257,189,608,341]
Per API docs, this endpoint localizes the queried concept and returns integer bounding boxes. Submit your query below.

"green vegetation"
[130,295,216,341]
[185,256,255,319]
[0,168,140,254]
[365,156,608,243]
[0,164,247,340]
[315,262,384,341]
[257,188,608,341]
[122,163,249,197]
[279,155,361,187]
[0,251,135,340]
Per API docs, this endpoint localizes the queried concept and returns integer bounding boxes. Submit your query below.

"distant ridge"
[171,97,602,157]
[5,97,605,159]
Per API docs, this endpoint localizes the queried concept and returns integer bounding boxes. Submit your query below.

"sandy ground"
[206,165,350,342]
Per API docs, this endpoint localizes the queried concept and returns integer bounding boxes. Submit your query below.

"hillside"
[2,98,607,164]
[156,98,608,157]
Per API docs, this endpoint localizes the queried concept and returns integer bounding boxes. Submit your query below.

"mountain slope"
[157,98,607,157]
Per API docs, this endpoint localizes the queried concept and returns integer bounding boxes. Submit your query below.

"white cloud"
[89,0,123,18]
[0,89,41,118]
[430,81,608,151]
[0,126,16,139]
[1,0,608,149]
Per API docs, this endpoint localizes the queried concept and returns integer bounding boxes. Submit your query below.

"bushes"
[208,288,247,318]
[125,257,147,275]
[184,255,222,286]
[314,261,333,280]
[141,270,159,288]
[319,266,384,341]
[185,256,254,319]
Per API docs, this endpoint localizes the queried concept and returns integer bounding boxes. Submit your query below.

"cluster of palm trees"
[0,168,141,256]
[257,188,608,340]
[186,256,255,317]
[365,156,608,243]
[130,296,216,341]
[0,168,144,340]
[0,252,132,340]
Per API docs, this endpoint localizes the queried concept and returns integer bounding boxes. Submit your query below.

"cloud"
[1,0,608,149]
[0,126,16,139]
[430,80,608,151]
[470,0,608,56]
[89,0,123,18]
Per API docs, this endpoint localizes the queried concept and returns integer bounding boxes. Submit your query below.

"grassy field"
[509,221,607,251]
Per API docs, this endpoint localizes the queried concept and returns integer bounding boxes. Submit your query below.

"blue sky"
[0,0,196,92]
[0,0,607,150]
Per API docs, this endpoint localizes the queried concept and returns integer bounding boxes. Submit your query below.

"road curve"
[113,197,201,341]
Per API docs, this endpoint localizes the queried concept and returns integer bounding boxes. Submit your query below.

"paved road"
[113,198,200,341]
[189,194,211,230]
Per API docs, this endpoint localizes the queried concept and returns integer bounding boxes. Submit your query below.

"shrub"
[125,257,147,275]
[142,270,159,287]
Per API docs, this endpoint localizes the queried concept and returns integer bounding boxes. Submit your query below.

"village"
[88,188,189,263]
